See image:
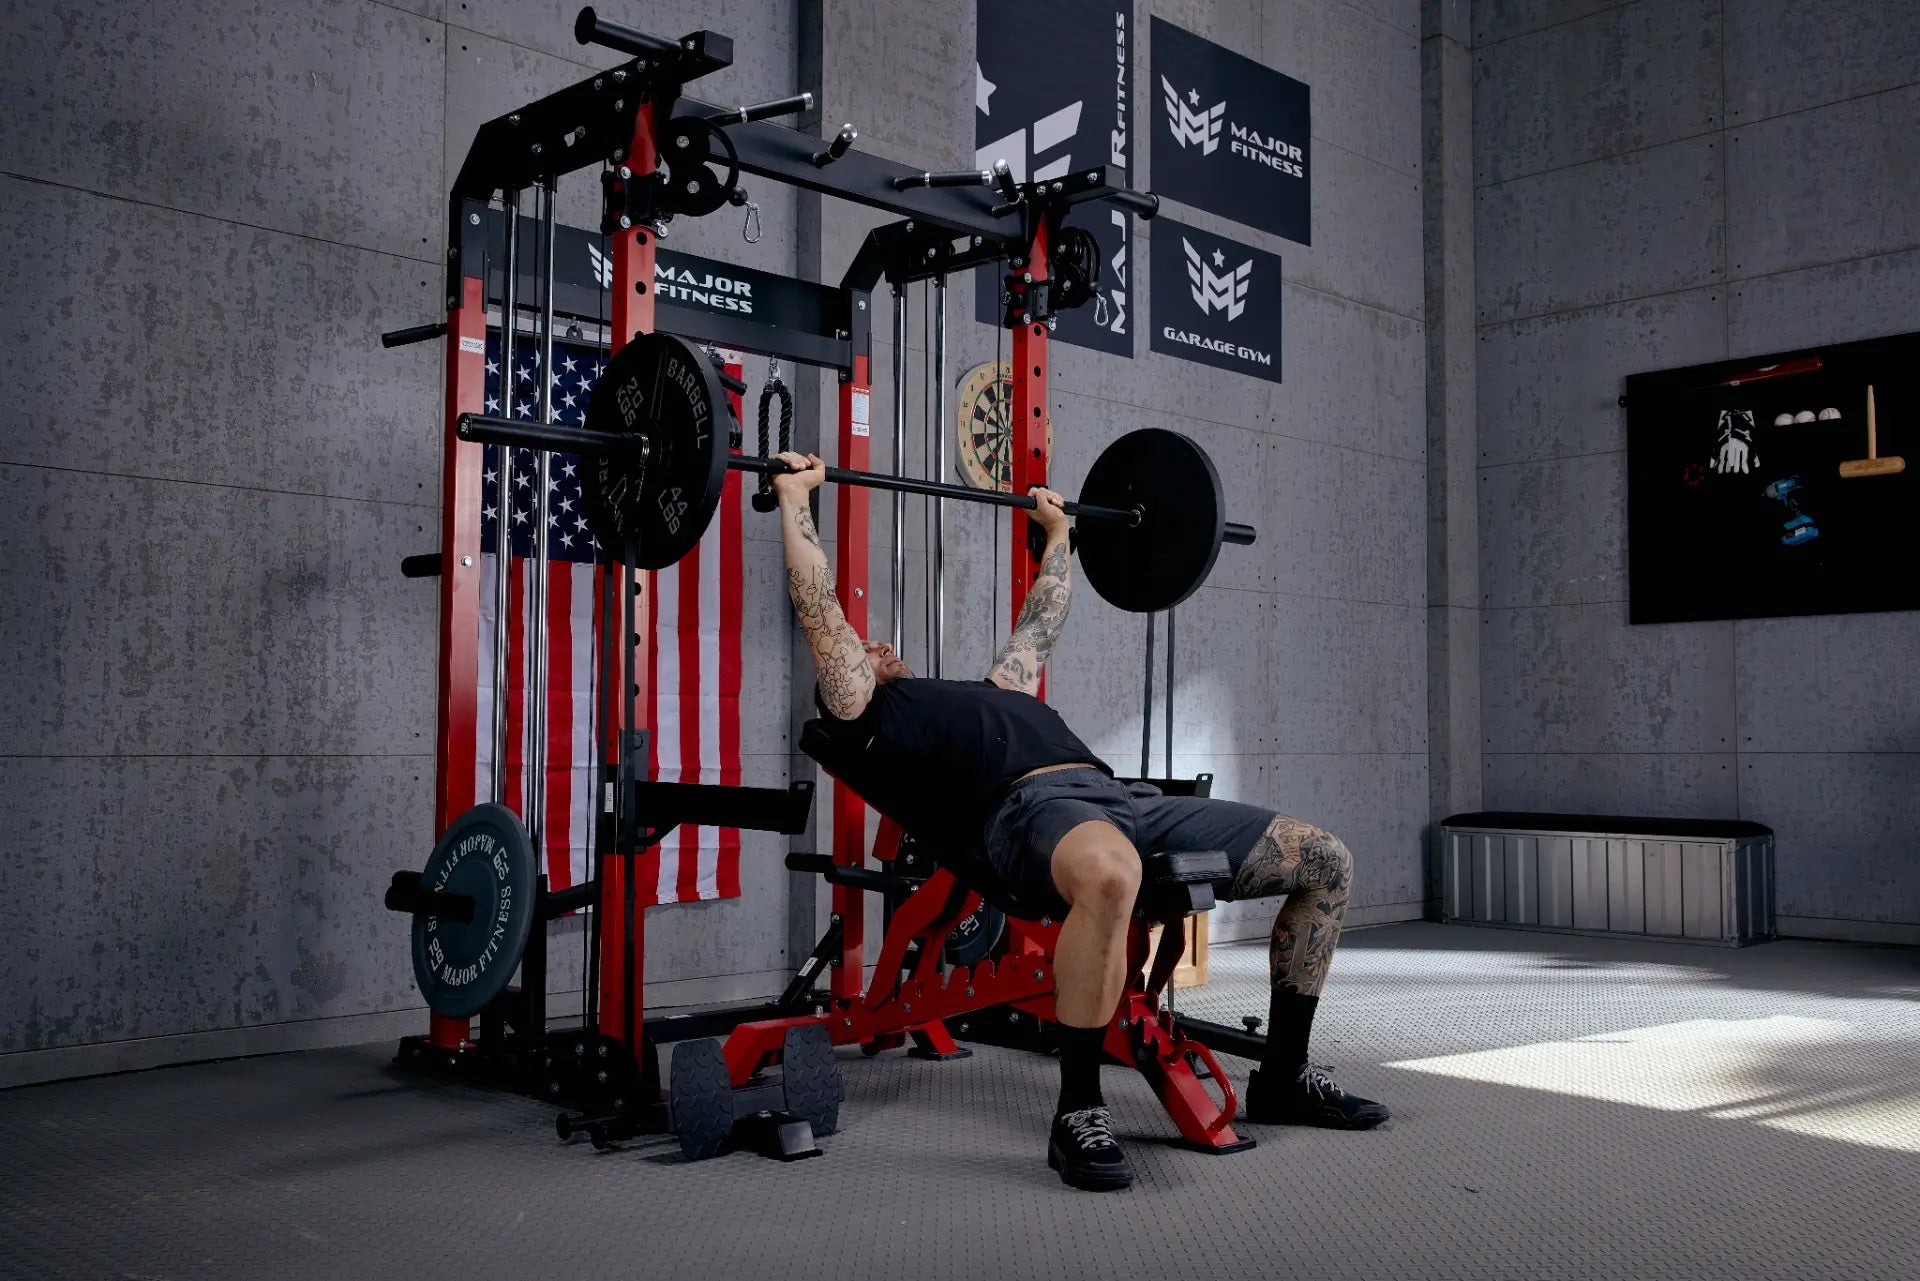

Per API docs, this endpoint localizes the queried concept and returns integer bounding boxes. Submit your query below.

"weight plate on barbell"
[581,331,733,569]
[411,804,537,1020]
[1076,428,1227,614]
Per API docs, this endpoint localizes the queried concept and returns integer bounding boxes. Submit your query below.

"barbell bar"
[455,414,1253,544]
[457,331,1256,612]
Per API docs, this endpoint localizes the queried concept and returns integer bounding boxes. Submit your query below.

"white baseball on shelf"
[1794,410,1817,424]
[1774,413,1796,426]
[1817,407,1841,420]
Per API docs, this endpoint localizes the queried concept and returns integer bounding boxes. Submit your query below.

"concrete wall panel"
[1741,753,1920,926]
[1725,0,1920,124]
[1266,433,1427,606]
[1481,604,1736,754]
[1267,599,1427,755]
[1,754,428,1054]
[1474,0,1635,48]
[1730,248,1920,356]
[1482,751,1741,818]
[3,466,435,759]
[1474,0,1720,185]
[1278,285,1426,461]
[1262,0,1423,177]
[1735,614,1920,754]
[1478,452,1627,609]
[0,178,442,507]
[1476,136,1724,325]
[1725,85,1920,281]
[0,0,443,260]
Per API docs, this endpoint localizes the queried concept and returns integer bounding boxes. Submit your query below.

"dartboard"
[956,361,1052,493]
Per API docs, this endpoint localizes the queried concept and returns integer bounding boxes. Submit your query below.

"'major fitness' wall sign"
[1150,17,1311,245]
[1148,216,1283,384]
[975,0,1134,357]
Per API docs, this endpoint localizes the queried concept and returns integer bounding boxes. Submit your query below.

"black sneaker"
[1046,1107,1134,1191]
[1243,1063,1390,1130]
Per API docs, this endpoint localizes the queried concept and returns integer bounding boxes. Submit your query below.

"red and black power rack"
[380,6,1264,1161]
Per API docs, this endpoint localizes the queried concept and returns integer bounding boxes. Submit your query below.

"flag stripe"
[569,559,596,889]
[544,560,573,885]
[676,545,703,903]
[717,467,744,900]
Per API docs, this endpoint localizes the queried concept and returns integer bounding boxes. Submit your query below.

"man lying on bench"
[771,454,1389,1191]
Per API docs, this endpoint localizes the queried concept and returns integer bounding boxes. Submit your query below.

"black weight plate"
[581,331,733,569]
[411,804,537,1020]
[944,900,1007,968]
[1077,428,1226,613]
[780,1024,842,1138]
[669,1037,736,1161]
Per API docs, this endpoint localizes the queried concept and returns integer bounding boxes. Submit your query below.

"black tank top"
[810,678,1110,840]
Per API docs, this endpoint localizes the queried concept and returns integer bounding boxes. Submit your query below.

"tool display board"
[1625,331,1918,624]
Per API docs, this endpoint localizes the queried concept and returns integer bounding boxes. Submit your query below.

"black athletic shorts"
[981,768,1279,920]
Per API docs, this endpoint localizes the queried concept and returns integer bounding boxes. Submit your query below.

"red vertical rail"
[1008,223,1050,658]
[597,103,659,1048]
[831,356,873,999]
[428,270,489,1050]
[1005,222,1051,957]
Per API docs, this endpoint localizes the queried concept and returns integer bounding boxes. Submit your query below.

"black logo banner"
[1150,17,1311,245]
[1148,216,1283,384]
[483,208,845,338]
[974,0,1134,357]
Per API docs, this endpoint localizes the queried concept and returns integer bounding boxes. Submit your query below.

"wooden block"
[1146,914,1211,989]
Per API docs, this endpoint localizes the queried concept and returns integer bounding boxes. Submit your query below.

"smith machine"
[381,8,1268,1161]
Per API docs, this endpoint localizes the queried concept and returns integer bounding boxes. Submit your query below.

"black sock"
[1055,1023,1108,1115]
[1262,990,1319,1078]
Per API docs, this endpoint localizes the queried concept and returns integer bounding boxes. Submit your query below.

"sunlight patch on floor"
[1386,1015,1920,1154]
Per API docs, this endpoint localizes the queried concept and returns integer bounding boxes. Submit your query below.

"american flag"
[479,331,745,905]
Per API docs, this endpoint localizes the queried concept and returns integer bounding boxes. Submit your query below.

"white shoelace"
[1059,1107,1119,1151]
[1299,1063,1346,1100]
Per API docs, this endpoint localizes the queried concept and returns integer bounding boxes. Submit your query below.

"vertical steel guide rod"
[526,178,559,852]
[890,284,907,654]
[931,275,947,678]
[490,190,521,805]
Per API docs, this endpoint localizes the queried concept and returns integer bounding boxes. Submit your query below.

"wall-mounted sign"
[1626,331,1919,623]
[1150,17,1311,245]
[1149,216,1283,384]
[974,0,1134,357]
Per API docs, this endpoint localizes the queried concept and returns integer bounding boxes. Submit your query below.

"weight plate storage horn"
[1076,428,1228,614]
[581,331,733,569]
[410,803,538,1020]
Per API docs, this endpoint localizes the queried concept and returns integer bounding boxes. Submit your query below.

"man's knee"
[1051,824,1142,913]
[1301,828,1354,896]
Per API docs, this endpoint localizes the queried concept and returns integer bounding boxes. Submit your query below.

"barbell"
[456,332,1257,613]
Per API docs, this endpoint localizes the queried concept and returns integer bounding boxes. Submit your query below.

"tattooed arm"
[987,489,1073,695]
[774,452,875,720]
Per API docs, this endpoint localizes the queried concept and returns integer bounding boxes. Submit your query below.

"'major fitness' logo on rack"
[1151,217,1282,384]
[1150,17,1311,245]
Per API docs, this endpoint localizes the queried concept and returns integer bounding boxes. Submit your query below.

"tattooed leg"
[1228,815,1354,996]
